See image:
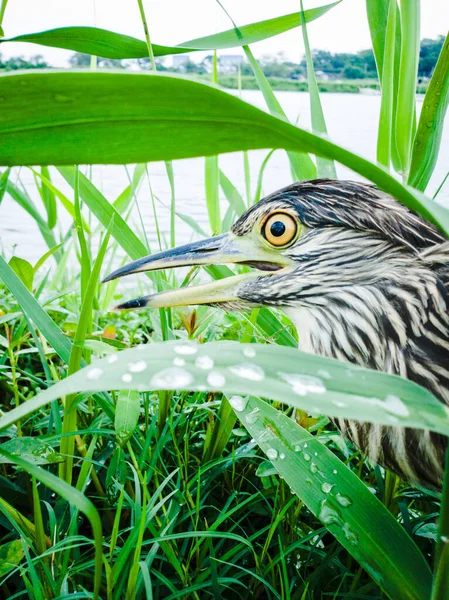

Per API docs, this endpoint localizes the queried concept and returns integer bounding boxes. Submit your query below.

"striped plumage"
[106,178,449,490]
[232,180,449,490]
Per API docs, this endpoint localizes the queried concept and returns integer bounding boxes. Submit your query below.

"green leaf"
[0,341,448,438]
[8,256,34,291]
[395,0,420,175]
[0,437,63,465]
[2,71,448,235]
[0,254,72,363]
[0,167,9,204]
[376,0,397,167]
[366,0,402,172]
[34,242,64,272]
[235,396,432,600]
[0,3,339,59]
[39,166,57,229]
[0,540,25,578]
[205,156,220,233]
[219,168,247,217]
[5,178,57,250]
[115,390,140,446]
[409,32,449,191]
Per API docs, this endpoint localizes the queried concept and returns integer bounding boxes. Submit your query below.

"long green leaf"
[395,0,420,175]
[409,32,449,190]
[0,341,447,437]
[0,3,339,59]
[234,396,431,600]
[366,0,402,172]
[1,71,449,235]
[376,0,397,167]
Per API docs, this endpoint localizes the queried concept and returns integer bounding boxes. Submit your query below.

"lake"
[1,90,448,263]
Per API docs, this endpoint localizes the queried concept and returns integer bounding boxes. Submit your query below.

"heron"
[104,179,449,491]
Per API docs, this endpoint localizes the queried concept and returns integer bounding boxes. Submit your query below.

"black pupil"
[270,221,286,237]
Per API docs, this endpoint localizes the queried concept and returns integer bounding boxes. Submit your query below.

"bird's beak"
[103,232,292,310]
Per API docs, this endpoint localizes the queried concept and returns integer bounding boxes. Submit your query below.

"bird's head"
[103,179,445,314]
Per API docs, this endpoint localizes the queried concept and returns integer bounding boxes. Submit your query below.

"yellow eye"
[262,212,298,247]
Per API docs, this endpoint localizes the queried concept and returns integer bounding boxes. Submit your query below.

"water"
[1,91,448,263]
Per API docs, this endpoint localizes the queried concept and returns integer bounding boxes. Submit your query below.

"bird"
[104,179,449,491]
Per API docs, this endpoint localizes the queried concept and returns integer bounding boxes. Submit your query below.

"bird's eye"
[262,212,298,247]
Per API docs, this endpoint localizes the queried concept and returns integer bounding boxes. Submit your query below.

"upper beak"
[103,233,292,310]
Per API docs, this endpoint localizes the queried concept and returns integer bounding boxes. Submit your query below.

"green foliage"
[0,2,448,599]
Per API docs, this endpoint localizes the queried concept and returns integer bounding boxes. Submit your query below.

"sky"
[1,0,448,66]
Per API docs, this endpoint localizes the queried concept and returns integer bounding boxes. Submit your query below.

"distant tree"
[69,52,125,69]
[0,54,49,70]
[419,36,444,77]
[343,65,365,79]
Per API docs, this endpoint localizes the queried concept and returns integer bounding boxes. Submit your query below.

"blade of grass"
[3,72,448,235]
[0,3,340,59]
[2,341,449,438]
[408,32,449,191]
[233,396,431,600]
[376,0,397,167]
[366,0,403,172]
[395,0,420,177]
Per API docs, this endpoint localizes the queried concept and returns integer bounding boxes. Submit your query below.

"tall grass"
[0,1,448,599]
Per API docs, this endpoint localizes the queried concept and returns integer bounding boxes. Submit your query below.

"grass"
[0,1,448,599]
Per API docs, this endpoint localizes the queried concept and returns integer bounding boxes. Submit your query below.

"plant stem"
[136,0,156,70]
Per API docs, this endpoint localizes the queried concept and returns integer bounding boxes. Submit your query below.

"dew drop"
[229,395,249,412]
[174,344,197,355]
[440,535,449,543]
[207,371,226,387]
[332,400,346,408]
[318,499,343,526]
[336,493,352,507]
[243,346,256,358]
[266,448,278,460]
[318,369,331,379]
[333,469,337,475]
[314,452,318,456]
[129,360,147,373]
[303,453,311,462]
[122,373,132,383]
[278,372,326,395]
[195,355,214,370]
[173,357,185,367]
[87,367,103,380]
[151,367,194,388]
[279,453,286,460]
[245,407,260,424]
[310,462,318,474]
[294,445,302,452]
[229,363,265,381]
[107,354,118,364]
[342,522,358,545]
[321,482,334,494]
[304,443,308,448]
[384,394,409,417]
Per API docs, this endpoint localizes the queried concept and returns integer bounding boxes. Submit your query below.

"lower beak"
[102,233,290,310]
